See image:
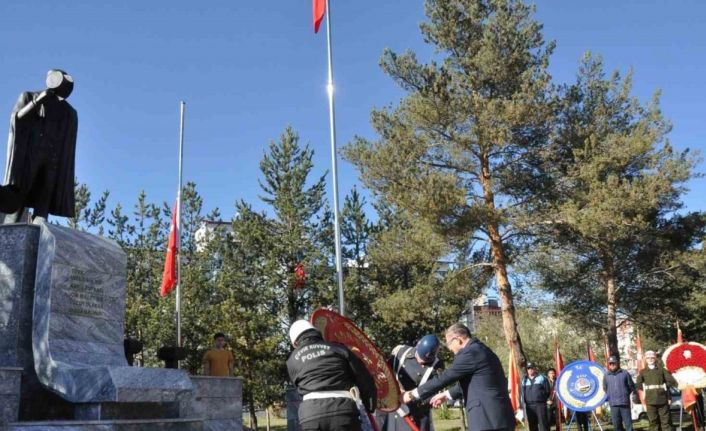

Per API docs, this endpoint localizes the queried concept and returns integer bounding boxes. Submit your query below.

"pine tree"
[257,126,334,324]
[531,53,705,355]
[344,0,555,368]
[341,187,374,329]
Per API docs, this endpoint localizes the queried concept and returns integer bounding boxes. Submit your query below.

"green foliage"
[364,204,487,351]
[528,53,706,353]
[71,180,109,235]
[343,0,557,368]
[256,126,335,324]
[474,307,596,373]
[341,187,375,330]
[224,126,335,423]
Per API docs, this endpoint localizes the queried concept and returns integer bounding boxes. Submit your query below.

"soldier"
[380,335,443,431]
[603,356,636,431]
[287,320,377,431]
[635,350,678,431]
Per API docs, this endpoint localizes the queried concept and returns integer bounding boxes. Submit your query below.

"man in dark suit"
[403,323,515,431]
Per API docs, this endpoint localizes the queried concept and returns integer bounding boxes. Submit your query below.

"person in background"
[202,332,234,377]
[521,362,552,431]
[546,368,558,429]
[603,356,636,431]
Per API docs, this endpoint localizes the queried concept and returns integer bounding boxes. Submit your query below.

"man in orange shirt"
[202,332,234,377]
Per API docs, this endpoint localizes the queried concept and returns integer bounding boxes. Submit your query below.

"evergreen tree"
[531,54,705,355]
[344,0,555,368]
[221,202,284,429]
[364,202,487,352]
[70,181,109,234]
[341,187,374,329]
[257,126,334,325]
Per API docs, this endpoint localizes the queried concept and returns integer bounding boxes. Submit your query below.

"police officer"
[635,350,678,431]
[521,362,552,431]
[381,335,443,431]
[287,320,377,431]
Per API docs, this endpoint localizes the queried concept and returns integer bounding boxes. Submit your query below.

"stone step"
[8,418,203,431]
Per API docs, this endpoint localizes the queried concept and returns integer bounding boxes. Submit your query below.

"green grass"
[242,408,699,431]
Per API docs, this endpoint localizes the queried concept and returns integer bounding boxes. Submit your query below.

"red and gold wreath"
[662,342,706,389]
[311,308,401,412]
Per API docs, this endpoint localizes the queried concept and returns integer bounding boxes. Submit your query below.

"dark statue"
[1,69,78,224]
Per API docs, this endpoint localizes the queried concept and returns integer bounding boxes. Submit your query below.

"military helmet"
[416,334,440,364]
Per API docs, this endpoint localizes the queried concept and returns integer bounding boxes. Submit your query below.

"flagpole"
[324,0,346,316]
[176,101,185,349]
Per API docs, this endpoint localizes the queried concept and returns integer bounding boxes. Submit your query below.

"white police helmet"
[289,320,317,345]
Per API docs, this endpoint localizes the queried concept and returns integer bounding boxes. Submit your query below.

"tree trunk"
[248,393,258,430]
[601,253,619,357]
[479,153,527,372]
[266,407,271,431]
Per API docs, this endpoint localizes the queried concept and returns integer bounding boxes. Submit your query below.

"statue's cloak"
[4,91,77,217]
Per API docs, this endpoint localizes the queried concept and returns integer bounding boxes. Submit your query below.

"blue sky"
[1,1,704,222]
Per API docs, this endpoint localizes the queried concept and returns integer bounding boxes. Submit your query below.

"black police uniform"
[287,331,377,431]
[380,345,444,431]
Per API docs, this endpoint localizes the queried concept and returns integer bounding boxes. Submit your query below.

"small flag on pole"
[313,0,326,33]
[677,321,683,344]
[160,206,178,297]
[294,263,306,290]
[635,330,646,406]
[636,331,645,372]
[587,341,597,363]
[507,347,520,416]
[554,339,566,430]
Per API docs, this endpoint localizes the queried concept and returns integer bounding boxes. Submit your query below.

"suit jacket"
[417,338,515,431]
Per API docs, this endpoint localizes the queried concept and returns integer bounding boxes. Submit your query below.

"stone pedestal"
[0,367,22,428]
[0,224,72,420]
[1,223,244,430]
[185,377,243,431]
[32,223,193,406]
[0,224,38,424]
[285,386,302,431]
[8,418,203,431]
[0,224,38,369]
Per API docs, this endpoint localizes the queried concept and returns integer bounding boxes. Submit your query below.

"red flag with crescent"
[294,263,306,290]
[160,205,178,297]
[313,0,325,33]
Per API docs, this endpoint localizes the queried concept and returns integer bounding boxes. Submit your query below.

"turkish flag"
[554,341,566,429]
[160,207,178,297]
[587,341,597,363]
[507,347,520,414]
[313,0,326,33]
[636,332,645,372]
[294,263,306,290]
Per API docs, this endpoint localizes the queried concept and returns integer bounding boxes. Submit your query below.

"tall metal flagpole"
[324,0,345,316]
[176,101,185,349]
